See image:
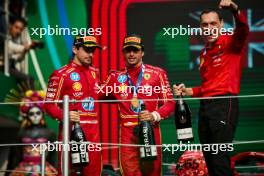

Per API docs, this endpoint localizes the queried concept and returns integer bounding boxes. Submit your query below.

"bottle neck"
[177,95,184,105]
[74,122,80,128]
[141,103,146,111]
[140,104,146,123]
[176,94,183,99]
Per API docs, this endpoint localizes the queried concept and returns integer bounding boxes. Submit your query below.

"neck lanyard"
[126,64,145,97]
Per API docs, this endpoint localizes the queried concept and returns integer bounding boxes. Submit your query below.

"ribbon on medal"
[126,64,145,113]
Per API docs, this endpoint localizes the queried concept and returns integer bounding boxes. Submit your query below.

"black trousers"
[198,96,239,176]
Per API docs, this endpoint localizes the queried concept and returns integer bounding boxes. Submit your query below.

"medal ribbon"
[126,64,145,97]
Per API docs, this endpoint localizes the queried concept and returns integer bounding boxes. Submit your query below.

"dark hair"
[200,8,223,21]
[10,16,27,26]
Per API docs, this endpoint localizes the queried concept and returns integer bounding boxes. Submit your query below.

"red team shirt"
[44,61,100,121]
[44,61,102,175]
[101,64,175,121]
[100,64,175,176]
[192,12,249,97]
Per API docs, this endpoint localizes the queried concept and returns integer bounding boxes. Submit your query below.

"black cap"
[122,34,144,50]
[73,35,102,49]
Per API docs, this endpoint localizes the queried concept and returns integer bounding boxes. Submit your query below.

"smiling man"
[173,0,249,175]
[44,35,102,175]
[99,34,175,176]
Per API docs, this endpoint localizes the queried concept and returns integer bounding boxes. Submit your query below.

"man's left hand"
[218,0,238,12]
[139,110,154,122]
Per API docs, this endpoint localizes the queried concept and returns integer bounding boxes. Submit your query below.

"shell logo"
[72,82,82,91]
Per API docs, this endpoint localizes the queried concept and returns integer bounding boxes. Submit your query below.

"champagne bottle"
[175,93,194,142]
[138,103,157,160]
[71,122,89,167]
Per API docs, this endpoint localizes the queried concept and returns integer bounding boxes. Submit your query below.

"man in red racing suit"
[99,34,175,176]
[44,35,102,175]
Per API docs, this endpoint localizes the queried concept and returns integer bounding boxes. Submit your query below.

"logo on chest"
[72,82,82,91]
[46,92,55,98]
[91,71,96,79]
[73,92,83,97]
[70,72,80,81]
[144,73,150,80]
[48,81,58,87]
[212,57,222,67]
[82,97,95,111]
[117,74,127,83]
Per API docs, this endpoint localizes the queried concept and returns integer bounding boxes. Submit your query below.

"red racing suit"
[192,12,249,97]
[100,64,175,176]
[44,61,102,175]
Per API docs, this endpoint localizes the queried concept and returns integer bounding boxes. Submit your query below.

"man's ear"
[72,46,77,55]
[142,51,144,57]
[220,19,224,28]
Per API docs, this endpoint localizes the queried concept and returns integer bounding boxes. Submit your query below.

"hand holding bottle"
[69,111,80,122]
[173,84,193,96]
[174,84,194,142]
[139,110,155,122]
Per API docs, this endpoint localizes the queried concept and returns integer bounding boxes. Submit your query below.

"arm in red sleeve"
[229,10,249,52]
[44,72,64,121]
[192,86,202,97]
[153,69,175,121]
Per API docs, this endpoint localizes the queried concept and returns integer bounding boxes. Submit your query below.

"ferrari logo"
[91,71,96,79]
[144,73,150,80]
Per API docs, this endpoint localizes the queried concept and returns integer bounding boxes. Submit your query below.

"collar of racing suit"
[126,63,143,84]
[69,60,90,72]
[205,34,223,50]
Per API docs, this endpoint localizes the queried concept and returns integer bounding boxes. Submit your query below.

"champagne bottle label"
[71,122,89,166]
[139,124,157,159]
[177,128,193,140]
[71,143,89,164]
[175,93,194,142]
[140,145,157,158]
[150,146,157,156]
[138,103,157,160]
[72,153,81,164]
[81,153,89,162]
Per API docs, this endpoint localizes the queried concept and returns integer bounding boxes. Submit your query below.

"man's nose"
[88,52,94,57]
[128,51,135,55]
[208,24,215,31]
